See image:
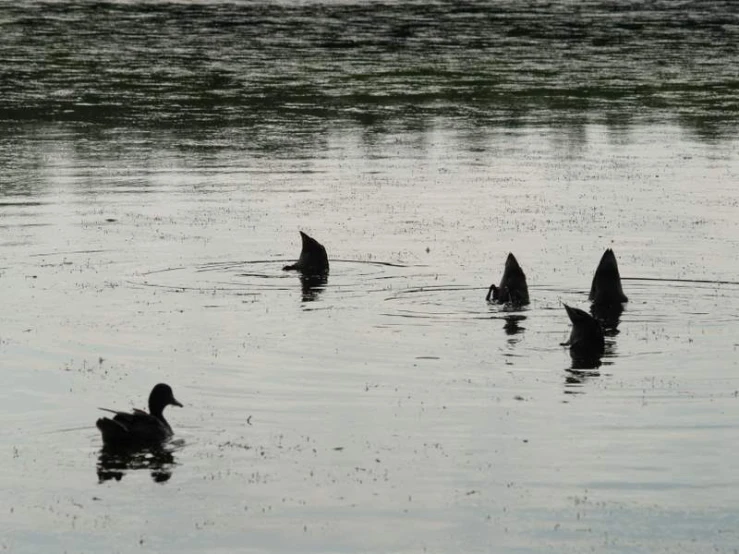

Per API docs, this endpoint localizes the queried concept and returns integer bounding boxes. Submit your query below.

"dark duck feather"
[96,383,182,449]
[563,304,605,360]
[589,248,628,306]
[283,231,329,276]
[486,253,529,305]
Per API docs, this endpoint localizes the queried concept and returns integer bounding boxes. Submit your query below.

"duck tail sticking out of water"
[589,248,628,305]
[486,252,529,305]
[96,383,183,449]
[283,231,329,276]
[563,303,605,359]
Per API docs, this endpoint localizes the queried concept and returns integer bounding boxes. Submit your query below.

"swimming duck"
[96,383,182,449]
[589,249,628,305]
[563,304,605,360]
[486,253,529,305]
[283,231,329,276]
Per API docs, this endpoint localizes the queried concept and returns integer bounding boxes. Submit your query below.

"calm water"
[2,1,739,553]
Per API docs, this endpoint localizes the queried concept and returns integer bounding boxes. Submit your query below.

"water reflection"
[565,344,607,392]
[564,366,601,394]
[568,353,603,372]
[567,332,618,371]
[0,1,736,138]
[97,445,177,484]
[566,336,619,389]
[503,313,526,339]
[591,302,624,336]
[300,273,328,303]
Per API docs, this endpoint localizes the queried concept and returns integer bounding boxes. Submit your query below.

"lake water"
[2,1,739,553]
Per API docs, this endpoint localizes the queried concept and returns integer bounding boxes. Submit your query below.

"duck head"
[148,383,183,419]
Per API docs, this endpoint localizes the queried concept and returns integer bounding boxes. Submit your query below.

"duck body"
[283,231,329,276]
[589,248,628,305]
[96,383,182,449]
[564,303,605,360]
[486,253,529,305]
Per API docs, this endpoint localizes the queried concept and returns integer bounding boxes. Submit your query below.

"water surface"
[2,1,739,553]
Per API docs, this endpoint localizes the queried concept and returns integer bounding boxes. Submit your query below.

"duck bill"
[171,398,183,408]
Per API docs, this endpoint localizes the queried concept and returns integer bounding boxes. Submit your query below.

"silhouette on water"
[283,231,330,301]
[563,303,604,369]
[96,384,182,449]
[283,231,329,276]
[486,253,529,306]
[588,249,628,336]
[589,249,628,306]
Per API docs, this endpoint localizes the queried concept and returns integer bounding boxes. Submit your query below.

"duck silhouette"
[563,303,604,362]
[96,383,182,449]
[283,231,329,276]
[486,253,529,305]
[589,249,628,306]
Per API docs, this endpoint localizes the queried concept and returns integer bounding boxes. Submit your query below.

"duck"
[589,248,628,306]
[563,303,604,360]
[96,383,182,449]
[486,253,529,305]
[283,231,329,276]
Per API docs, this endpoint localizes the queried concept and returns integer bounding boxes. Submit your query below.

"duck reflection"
[97,445,177,484]
[565,338,620,394]
[590,301,624,336]
[502,313,526,337]
[300,273,328,302]
[568,352,603,372]
[564,365,601,394]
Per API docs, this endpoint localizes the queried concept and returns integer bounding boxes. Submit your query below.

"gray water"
[2,1,739,553]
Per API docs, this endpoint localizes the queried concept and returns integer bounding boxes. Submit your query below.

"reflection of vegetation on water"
[97,445,177,484]
[0,1,736,139]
